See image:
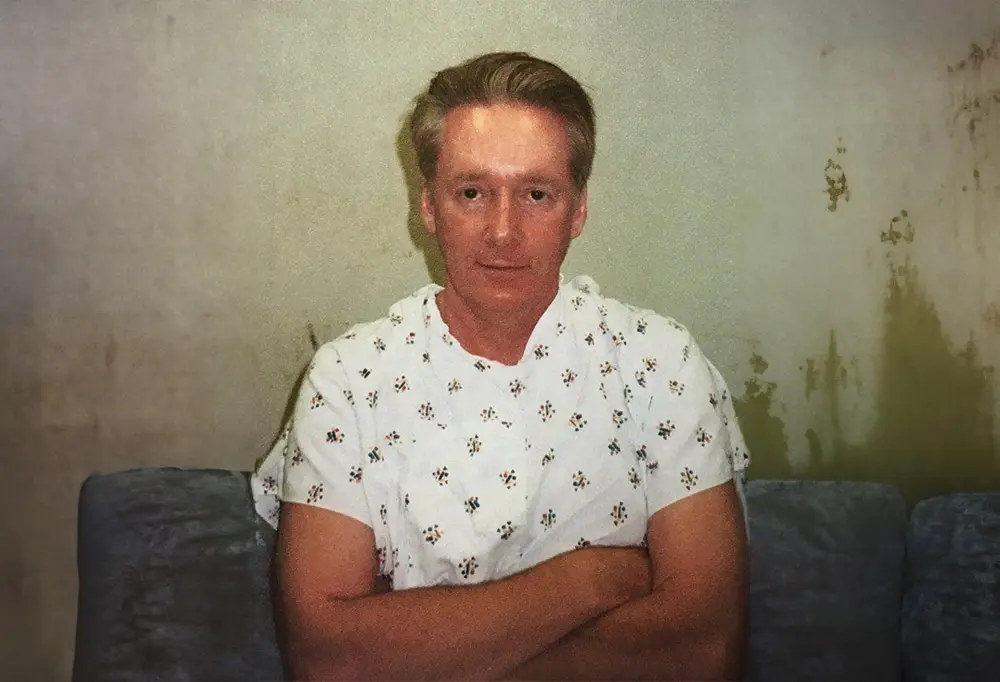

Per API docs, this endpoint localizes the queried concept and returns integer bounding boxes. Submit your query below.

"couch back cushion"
[74,468,283,682]
[902,492,1000,682]
[76,470,919,681]
[744,480,908,682]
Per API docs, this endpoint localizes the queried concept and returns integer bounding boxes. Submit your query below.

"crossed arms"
[274,479,748,681]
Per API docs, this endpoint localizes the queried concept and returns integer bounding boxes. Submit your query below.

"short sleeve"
[281,344,373,528]
[639,322,748,515]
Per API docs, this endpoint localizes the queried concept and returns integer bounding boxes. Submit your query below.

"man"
[252,51,750,681]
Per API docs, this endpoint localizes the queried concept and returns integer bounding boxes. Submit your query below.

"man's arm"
[274,501,652,681]
[510,480,749,681]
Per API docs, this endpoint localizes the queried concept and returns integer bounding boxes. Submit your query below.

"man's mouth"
[479,261,525,270]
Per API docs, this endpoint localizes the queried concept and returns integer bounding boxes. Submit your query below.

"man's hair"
[409,51,596,193]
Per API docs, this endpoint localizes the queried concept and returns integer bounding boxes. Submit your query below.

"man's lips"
[479,261,526,270]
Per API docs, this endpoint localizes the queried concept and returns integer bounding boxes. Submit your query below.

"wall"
[729,0,1000,503]
[1,1,997,679]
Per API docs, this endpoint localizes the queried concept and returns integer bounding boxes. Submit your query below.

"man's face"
[421,102,587,316]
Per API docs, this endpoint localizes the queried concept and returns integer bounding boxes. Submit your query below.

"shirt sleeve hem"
[277,496,376,530]
[646,469,738,517]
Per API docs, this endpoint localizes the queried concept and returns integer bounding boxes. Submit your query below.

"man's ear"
[570,185,588,239]
[420,181,437,235]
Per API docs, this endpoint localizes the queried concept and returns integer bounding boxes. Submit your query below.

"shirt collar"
[423,278,569,369]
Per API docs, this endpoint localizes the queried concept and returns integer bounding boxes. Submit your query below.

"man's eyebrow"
[522,173,561,186]
[450,171,489,183]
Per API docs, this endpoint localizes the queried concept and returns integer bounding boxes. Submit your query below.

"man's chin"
[470,279,558,312]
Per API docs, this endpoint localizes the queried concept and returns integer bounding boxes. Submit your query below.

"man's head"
[410,52,596,195]
[411,53,595,324]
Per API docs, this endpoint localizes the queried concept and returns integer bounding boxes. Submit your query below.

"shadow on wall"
[265,112,448,454]
[735,260,999,508]
[0,168,61,681]
[395,111,447,287]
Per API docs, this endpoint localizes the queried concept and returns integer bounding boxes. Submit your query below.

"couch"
[72,468,1000,681]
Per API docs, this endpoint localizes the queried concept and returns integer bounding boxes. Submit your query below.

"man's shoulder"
[563,275,694,355]
[310,284,439,376]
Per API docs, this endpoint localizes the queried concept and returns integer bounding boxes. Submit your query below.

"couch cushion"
[744,479,907,682]
[73,468,283,682]
[901,492,1000,682]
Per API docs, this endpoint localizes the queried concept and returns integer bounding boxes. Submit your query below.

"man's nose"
[485,192,519,246]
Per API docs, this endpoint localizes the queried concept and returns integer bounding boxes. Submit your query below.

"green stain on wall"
[822,331,849,453]
[948,33,1000,145]
[824,160,850,211]
[777,261,999,506]
[823,138,851,211]
[805,427,824,470]
[880,209,915,245]
[802,358,820,399]
[861,262,997,503]
[733,354,792,480]
[984,302,1000,333]
[749,352,769,375]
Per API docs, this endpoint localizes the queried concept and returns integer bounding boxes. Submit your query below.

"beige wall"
[1,1,998,678]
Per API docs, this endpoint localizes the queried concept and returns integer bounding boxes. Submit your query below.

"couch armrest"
[73,467,284,682]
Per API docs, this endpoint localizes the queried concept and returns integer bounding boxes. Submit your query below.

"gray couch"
[72,468,1000,681]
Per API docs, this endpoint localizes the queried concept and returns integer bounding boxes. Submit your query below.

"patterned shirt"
[251,275,749,589]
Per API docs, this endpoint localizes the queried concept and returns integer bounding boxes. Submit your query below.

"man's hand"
[274,503,654,681]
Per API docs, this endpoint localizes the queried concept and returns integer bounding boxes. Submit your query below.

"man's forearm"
[285,549,643,681]
[509,589,745,681]
[512,483,750,681]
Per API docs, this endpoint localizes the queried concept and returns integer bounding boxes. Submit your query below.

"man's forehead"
[441,101,566,134]
[436,103,573,181]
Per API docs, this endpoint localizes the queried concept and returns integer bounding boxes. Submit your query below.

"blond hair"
[410,52,596,193]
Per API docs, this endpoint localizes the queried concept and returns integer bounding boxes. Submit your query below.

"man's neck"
[436,286,557,366]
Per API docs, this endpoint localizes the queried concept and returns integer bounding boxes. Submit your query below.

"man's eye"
[462,188,480,200]
[529,189,547,202]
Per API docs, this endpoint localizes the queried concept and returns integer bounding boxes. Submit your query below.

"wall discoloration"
[947,32,1000,146]
[954,91,1000,142]
[824,139,851,211]
[801,334,855,402]
[749,352,769,375]
[823,331,849,392]
[849,356,862,393]
[802,358,820,399]
[805,427,824,470]
[792,263,999,506]
[880,209,915,245]
[104,332,119,369]
[947,31,1000,254]
[984,302,1000,333]
[865,262,997,503]
[947,32,999,73]
[822,331,850,451]
[733,353,792,480]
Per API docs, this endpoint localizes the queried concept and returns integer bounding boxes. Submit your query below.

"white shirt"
[251,275,749,589]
